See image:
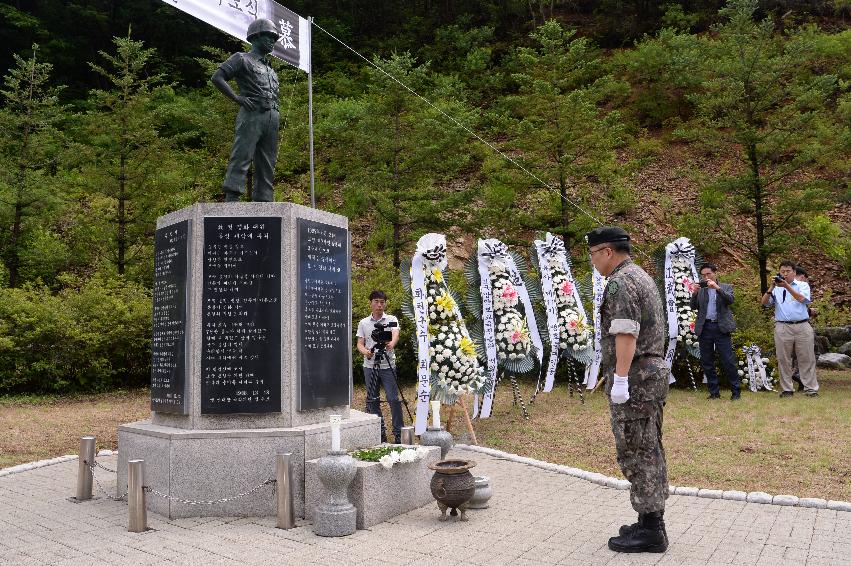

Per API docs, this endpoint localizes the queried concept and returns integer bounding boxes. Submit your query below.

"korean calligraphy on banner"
[410,238,433,434]
[584,266,605,390]
[663,237,699,384]
[161,0,311,73]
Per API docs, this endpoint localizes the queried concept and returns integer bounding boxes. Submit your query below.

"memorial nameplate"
[201,217,282,414]
[297,219,351,411]
[151,220,189,413]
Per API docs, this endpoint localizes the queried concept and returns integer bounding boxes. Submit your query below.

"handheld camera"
[371,320,398,348]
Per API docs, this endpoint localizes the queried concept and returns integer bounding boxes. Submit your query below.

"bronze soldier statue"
[587,226,669,553]
[212,18,281,202]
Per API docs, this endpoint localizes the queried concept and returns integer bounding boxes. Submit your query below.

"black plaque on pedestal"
[201,217,282,414]
[151,220,189,413]
[297,219,351,411]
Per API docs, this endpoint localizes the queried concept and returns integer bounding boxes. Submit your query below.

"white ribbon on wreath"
[410,233,447,434]
[584,266,605,390]
[663,237,698,384]
[744,344,772,392]
[475,239,502,419]
[505,249,544,380]
[534,232,589,393]
[474,238,543,419]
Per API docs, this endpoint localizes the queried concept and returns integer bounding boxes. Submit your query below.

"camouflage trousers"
[609,374,669,514]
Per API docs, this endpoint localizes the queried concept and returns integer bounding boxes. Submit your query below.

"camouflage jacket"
[600,259,668,395]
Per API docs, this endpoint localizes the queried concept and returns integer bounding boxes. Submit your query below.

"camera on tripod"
[371,321,398,347]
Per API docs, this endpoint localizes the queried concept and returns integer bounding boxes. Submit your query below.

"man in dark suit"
[690,263,740,400]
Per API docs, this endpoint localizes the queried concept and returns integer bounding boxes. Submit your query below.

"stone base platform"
[305,445,440,529]
[117,409,380,519]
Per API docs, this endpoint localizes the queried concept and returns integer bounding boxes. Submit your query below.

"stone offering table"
[118,203,380,518]
[305,446,441,529]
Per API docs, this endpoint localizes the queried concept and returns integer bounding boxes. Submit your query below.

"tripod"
[366,344,413,443]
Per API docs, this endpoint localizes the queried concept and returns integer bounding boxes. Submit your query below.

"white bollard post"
[75,436,96,501]
[276,453,295,529]
[400,426,415,445]
[127,459,147,533]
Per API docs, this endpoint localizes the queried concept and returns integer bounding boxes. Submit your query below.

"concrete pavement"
[1,448,849,565]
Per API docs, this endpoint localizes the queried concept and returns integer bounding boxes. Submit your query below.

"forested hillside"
[0,0,848,392]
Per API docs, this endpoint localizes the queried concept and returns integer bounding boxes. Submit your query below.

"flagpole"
[307,16,316,208]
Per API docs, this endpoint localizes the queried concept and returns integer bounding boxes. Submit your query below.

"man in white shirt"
[356,290,402,443]
[790,265,814,391]
[760,260,818,397]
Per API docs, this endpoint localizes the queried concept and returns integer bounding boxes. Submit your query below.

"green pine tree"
[0,44,67,288]
[78,30,181,279]
[679,0,842,293]
[322,52,478,268]
[505,20,631,247]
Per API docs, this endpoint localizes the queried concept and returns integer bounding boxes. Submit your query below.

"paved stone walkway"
[1,448,848,565]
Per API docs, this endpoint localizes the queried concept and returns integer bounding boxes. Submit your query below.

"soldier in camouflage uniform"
[587,226,669,553]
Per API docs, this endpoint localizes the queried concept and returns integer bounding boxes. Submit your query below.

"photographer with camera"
[690,263,740,400]
[356,290,405,443]
[760,260,819,397]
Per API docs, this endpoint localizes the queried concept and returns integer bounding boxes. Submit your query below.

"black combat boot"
[608,510,668,553]
[619,510,668,544]
[618,513,644,536]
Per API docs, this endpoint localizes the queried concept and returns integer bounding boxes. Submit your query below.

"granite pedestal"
[117,411,379,518]
[119,203,380,518]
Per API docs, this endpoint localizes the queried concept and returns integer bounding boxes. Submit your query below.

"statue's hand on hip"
[237,96,256,111]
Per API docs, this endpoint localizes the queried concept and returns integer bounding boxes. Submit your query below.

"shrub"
[0,275,152,393]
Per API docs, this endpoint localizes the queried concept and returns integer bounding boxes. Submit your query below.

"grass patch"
[0,389,150,468]
[2,371,848,501]
[359,369,850,502]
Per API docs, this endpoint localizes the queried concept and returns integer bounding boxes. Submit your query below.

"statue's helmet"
[246,18,279,41]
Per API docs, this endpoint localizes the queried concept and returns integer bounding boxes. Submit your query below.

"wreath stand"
[444,396,478,445]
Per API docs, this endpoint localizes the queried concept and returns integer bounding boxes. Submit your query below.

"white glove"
[610,374,630,404]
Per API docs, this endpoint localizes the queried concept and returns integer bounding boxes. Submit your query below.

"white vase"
[467,475,493,509]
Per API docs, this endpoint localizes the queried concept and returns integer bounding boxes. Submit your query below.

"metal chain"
[144,478,275,506]
[87,463,128,501]
[94,460,117,474]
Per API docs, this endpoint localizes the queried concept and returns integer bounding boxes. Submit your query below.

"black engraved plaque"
[151,220,189,413]
[201,217,282,414]
[297,219,351,410]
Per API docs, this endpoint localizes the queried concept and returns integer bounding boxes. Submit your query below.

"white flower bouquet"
[671,257,699,349]
[739,345,777,391]
[488,260,535,365]
[351,445,430,470]
[401,235,487,406]
[548,258,592,355]
[423,266,487,402]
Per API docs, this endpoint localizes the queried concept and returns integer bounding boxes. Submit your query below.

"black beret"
[586,226,630,247]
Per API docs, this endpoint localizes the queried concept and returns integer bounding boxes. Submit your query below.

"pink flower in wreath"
[502,284,518,301]
[566,318,579,331]
[510,330,523,344]
[561,281,575,295]
[689,321,696,332]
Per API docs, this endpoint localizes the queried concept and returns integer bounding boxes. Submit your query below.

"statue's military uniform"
[219,51,279,202]
[599,258,669,514]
